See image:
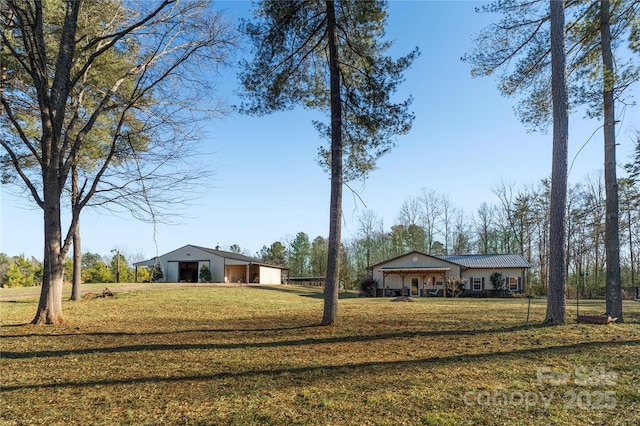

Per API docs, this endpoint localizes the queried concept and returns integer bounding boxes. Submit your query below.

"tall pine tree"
[464,0,639,323]
[238,1,418,325]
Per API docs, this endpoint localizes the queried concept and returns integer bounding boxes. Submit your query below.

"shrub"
[199,264,212,283]
[1,255,40,287]
[152,266,164,282]
[446,277,466,297]
[358,277,377,297]
[490,272,505,291]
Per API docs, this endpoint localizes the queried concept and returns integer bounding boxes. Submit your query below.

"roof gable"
[368,251,461,270]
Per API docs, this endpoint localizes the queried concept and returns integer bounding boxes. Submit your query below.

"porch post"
[442,272,447,298]
[382,272,386,297]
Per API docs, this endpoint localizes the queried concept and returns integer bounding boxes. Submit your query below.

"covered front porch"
[378,267,452,297]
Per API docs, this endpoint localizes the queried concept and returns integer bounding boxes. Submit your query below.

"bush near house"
[199,265,212,283]
[490,272,505,291]
[358,277,377,297]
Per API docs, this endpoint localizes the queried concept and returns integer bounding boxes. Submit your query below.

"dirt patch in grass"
[390,296,414,302]
[2,286,639,425]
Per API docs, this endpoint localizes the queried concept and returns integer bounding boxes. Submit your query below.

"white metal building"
[133,244,287,284]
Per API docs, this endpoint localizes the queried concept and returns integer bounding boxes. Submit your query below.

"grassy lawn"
[1,285,639,425]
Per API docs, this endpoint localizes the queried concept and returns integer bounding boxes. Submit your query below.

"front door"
[411,277,420,297]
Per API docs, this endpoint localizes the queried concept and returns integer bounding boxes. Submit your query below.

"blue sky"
[1,0,638,261]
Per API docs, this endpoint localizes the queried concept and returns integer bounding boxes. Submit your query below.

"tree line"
[4,162,638,299]
[0,251,146,288]
[254,169,639,298]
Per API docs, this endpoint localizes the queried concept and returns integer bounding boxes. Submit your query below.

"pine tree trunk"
[321,0,342,326]
[629,206,636,293]
[32,178,66,324]
[600,0,623,321]
[71,165,82,301]
[71,222,81,300]
[544,0,569,325]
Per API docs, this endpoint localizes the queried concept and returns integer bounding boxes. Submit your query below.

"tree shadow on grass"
[298,292,359,300]
[0,322,581,360]
[0,327,318,339]
[248,284,358,299]
[248,284,320,293]
[2,338,637,392]
[0,321,319,338]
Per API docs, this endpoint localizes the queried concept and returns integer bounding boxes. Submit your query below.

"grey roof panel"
[439,254,531,269]
[192,245,259,263]
[191,245,288,269]
[368,251,532,270]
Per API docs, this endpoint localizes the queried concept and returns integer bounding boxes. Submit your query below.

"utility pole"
[112,249,120,283]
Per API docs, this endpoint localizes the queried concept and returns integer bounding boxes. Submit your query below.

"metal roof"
[379,266,451,271]
[438,254,531,269]
[191,245,259,263]
[191,245,289,269]
[367,251,532,270]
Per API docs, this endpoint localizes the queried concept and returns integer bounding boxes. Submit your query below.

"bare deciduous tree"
[1,0,236,324]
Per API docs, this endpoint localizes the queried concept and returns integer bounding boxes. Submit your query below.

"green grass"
[1,285,639,425]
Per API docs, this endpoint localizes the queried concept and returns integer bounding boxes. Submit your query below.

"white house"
[368,251,531,297]
[133,244,288,284]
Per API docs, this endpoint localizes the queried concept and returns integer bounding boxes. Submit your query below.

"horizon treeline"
[3,173,639,298]
[258,173,639,298]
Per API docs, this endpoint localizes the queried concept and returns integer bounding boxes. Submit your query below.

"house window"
[472,277,482,291]
[435,278,444,287]
[508,277,519,291]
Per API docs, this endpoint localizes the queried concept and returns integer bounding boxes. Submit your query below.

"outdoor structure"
[133,244,288,284]
[368,251,531,297]
[286,276,326,287]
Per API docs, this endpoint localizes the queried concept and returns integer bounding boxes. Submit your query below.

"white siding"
[166,262,179,283]
[135,244,285,284]
[461,268,524,291]
[371,252,461,292]
[158,245,223,283]
[258,266,282,284]
[210,256,225,282]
